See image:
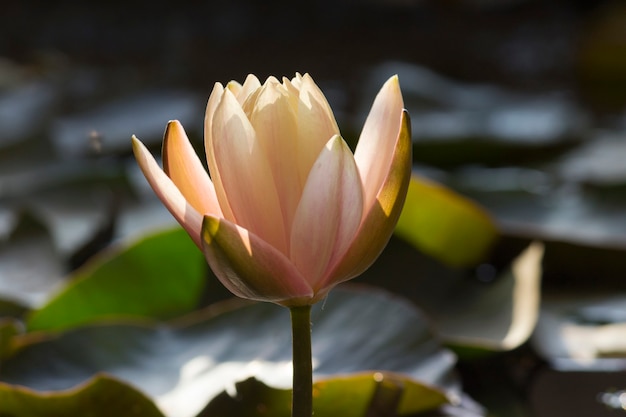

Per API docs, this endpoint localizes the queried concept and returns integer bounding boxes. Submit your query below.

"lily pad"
[435,242,544,352]
[395,175,499,268]
[361,238,543,353]
[532,294,626,370]
[1,286,459,417]
[52,89,203,158]
[201,373,452,417]
[0,374,165,417]
[26,227,206,332]
[0,80,59,147]
[0,318,22,359]
[0,211,66,309]
[0,299,29,318]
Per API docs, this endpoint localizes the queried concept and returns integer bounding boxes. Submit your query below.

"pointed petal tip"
[384,74,399,86]
[164,119,186,136]
[131,135,145,162]
[325,133,342,149]
[402,108,412,136]
[162,120,189,175]
[382,74,402,100]
[162,120,223,217]
[163,120,182,140]
[131,133,204,248]
[131,134,149,156]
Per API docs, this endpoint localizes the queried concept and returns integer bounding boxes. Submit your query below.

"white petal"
[162,120,221,217]
[204,82,234,220]
[354,75,404,211]
[132,136,203,247]
[236,74,262,105]
[290,135,363,289]
[201,215,313,305]
[295,73,341,187]
[211,88,288,254]
[248,80,301,237]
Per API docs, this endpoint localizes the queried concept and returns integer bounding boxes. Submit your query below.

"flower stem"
[290,305,312,417]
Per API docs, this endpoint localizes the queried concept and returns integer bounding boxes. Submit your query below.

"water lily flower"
[132,73,411,306]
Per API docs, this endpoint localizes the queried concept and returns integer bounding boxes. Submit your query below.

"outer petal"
[162,120,222,217]
[326,110,412,283]
[290,135,363,290]
[201,215,314,306]
[354,75,404,211]
[211,88,289,254]
[132,136,204,247]
[204,82,234,220]
[295,73,341,188]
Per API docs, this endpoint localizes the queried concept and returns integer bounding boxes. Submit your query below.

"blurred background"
[2,0,626,416]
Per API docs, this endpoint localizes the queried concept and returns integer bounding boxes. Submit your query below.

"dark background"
[2,0,624,107]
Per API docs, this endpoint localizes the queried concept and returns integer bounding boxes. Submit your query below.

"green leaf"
[361,237,543,354]
[0,298,29,319]
[26,227,206,332]
[316,373,448,416]
[395,175,498,268]
[1,286,460,417]
[0,318,22,359]
[533,293,626,368]
[436,242,544,353]
[200,373,449,417]
[0,374,165,417]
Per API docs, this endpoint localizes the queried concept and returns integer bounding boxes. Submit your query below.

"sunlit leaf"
[1,286,460,417]
[0,374,165,417]
[320,373,448,416]
[361,237,543,354]
[532,293,626,370]
[395,175,498,268]
[200,373,450,417]
[26,227,206,332]
[436,242,544,352]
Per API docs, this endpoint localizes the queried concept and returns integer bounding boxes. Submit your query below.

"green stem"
[290,305,312,417]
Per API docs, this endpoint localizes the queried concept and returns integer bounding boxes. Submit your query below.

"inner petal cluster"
[207,74,345,265]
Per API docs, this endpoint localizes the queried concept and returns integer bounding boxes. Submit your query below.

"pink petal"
[132,136,204,247]
[281,76,300,101]
[354,75,404,212]
[327,110,412,282]
[290,72,304,89]
[204,82,234,221]
[201,215,313,306]
[290,135,363,290]
[248,80,301,236]
[162,120,222,217]
[294,73,341,188]
[210,88,289,254]
[225,80,242,96]
[236,74,262,105]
